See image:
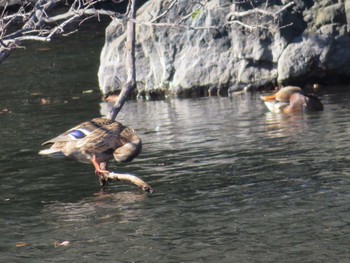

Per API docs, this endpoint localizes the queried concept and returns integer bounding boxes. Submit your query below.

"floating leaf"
[15,243,28,247]
[105,94,119,103]
[54,241,70,247]
[0,108,11,115]
[40,98,52,105]
[30,92,42,96]
[82,90,93,94]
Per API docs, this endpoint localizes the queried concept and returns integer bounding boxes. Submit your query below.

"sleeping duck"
[39,118,142,185]
[260,86,323,114]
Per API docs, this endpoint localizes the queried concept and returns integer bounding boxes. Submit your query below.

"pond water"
[1,22,350,263]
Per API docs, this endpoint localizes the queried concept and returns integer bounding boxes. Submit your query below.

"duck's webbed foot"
[95,162,110,186]
[98,174,108,186]
[91,157,110,185]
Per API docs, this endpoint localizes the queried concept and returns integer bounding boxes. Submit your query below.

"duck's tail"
[38,148,65,158]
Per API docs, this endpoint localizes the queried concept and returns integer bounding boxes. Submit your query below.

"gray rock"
[98,0,350,97]
[277,35,329,85]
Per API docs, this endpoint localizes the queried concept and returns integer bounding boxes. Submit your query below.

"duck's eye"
[69,130,86,139]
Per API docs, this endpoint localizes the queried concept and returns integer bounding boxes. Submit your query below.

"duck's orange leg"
[91,155,110,185]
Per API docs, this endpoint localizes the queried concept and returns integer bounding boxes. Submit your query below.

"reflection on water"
[1,28,350,262]
[44,190,148,225]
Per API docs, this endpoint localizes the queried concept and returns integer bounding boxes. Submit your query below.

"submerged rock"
[98,0,350,98]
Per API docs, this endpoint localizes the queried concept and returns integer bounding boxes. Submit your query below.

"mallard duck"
[39,117,142,185]
[260,86,323,114]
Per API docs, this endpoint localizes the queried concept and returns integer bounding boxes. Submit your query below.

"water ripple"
[1,88,350,262]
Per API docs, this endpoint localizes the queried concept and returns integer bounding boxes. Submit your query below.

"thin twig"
[227,1,294,19]
[178,0,209,23]
[150,0,177,23]
[135,19,220,30]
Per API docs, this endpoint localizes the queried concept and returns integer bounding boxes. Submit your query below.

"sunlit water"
[1,24,350,263]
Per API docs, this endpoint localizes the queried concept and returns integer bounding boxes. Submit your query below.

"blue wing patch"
[69,130,87,139]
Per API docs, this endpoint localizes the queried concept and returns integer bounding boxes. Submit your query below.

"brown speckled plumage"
[39,118,142,184]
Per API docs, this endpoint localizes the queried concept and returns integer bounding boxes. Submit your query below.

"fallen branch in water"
[106,172,154,193]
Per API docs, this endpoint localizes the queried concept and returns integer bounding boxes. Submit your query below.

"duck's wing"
[41,118,115,145]
[263,100,289,113]
[275,86,302,102]
[75,121,125,154]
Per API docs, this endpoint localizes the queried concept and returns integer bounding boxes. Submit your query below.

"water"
[1,24,350,262]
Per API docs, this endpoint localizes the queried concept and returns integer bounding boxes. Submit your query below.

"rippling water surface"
[1,26,350,263]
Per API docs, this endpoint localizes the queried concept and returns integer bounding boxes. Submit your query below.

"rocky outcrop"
[98,0,350,98]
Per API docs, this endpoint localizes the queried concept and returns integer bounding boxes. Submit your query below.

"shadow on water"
[1,23,350,262]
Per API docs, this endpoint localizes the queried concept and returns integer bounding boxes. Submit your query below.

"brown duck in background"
[261,86,324,114]
[39,118,142,186]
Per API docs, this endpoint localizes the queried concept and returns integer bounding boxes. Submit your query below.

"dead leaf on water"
[37,47,53,52]
[54,241,70,248]
[105,94,119,103]
[30,92,42,96]
[40,98,52,105]
[82,89,93,94]
[0,108,11,114]
[15,243,28,247]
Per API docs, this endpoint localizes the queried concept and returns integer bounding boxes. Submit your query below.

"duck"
[39,117,142,186]
[260,86,323,114]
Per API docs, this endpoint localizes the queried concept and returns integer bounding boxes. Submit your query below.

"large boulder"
[98,0,350,97]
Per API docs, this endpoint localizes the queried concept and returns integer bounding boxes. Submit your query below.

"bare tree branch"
[227,1,294,19]
[178,0,209,24]
[132,18,220,30]
[110,0,137,121]
[226,1,295,30]
[150,0,177,23]
[0,0,125,62]
[0,0,295,64]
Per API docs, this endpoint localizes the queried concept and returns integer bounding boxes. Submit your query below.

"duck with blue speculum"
[260,86,324,114]
[39,117,153,192]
